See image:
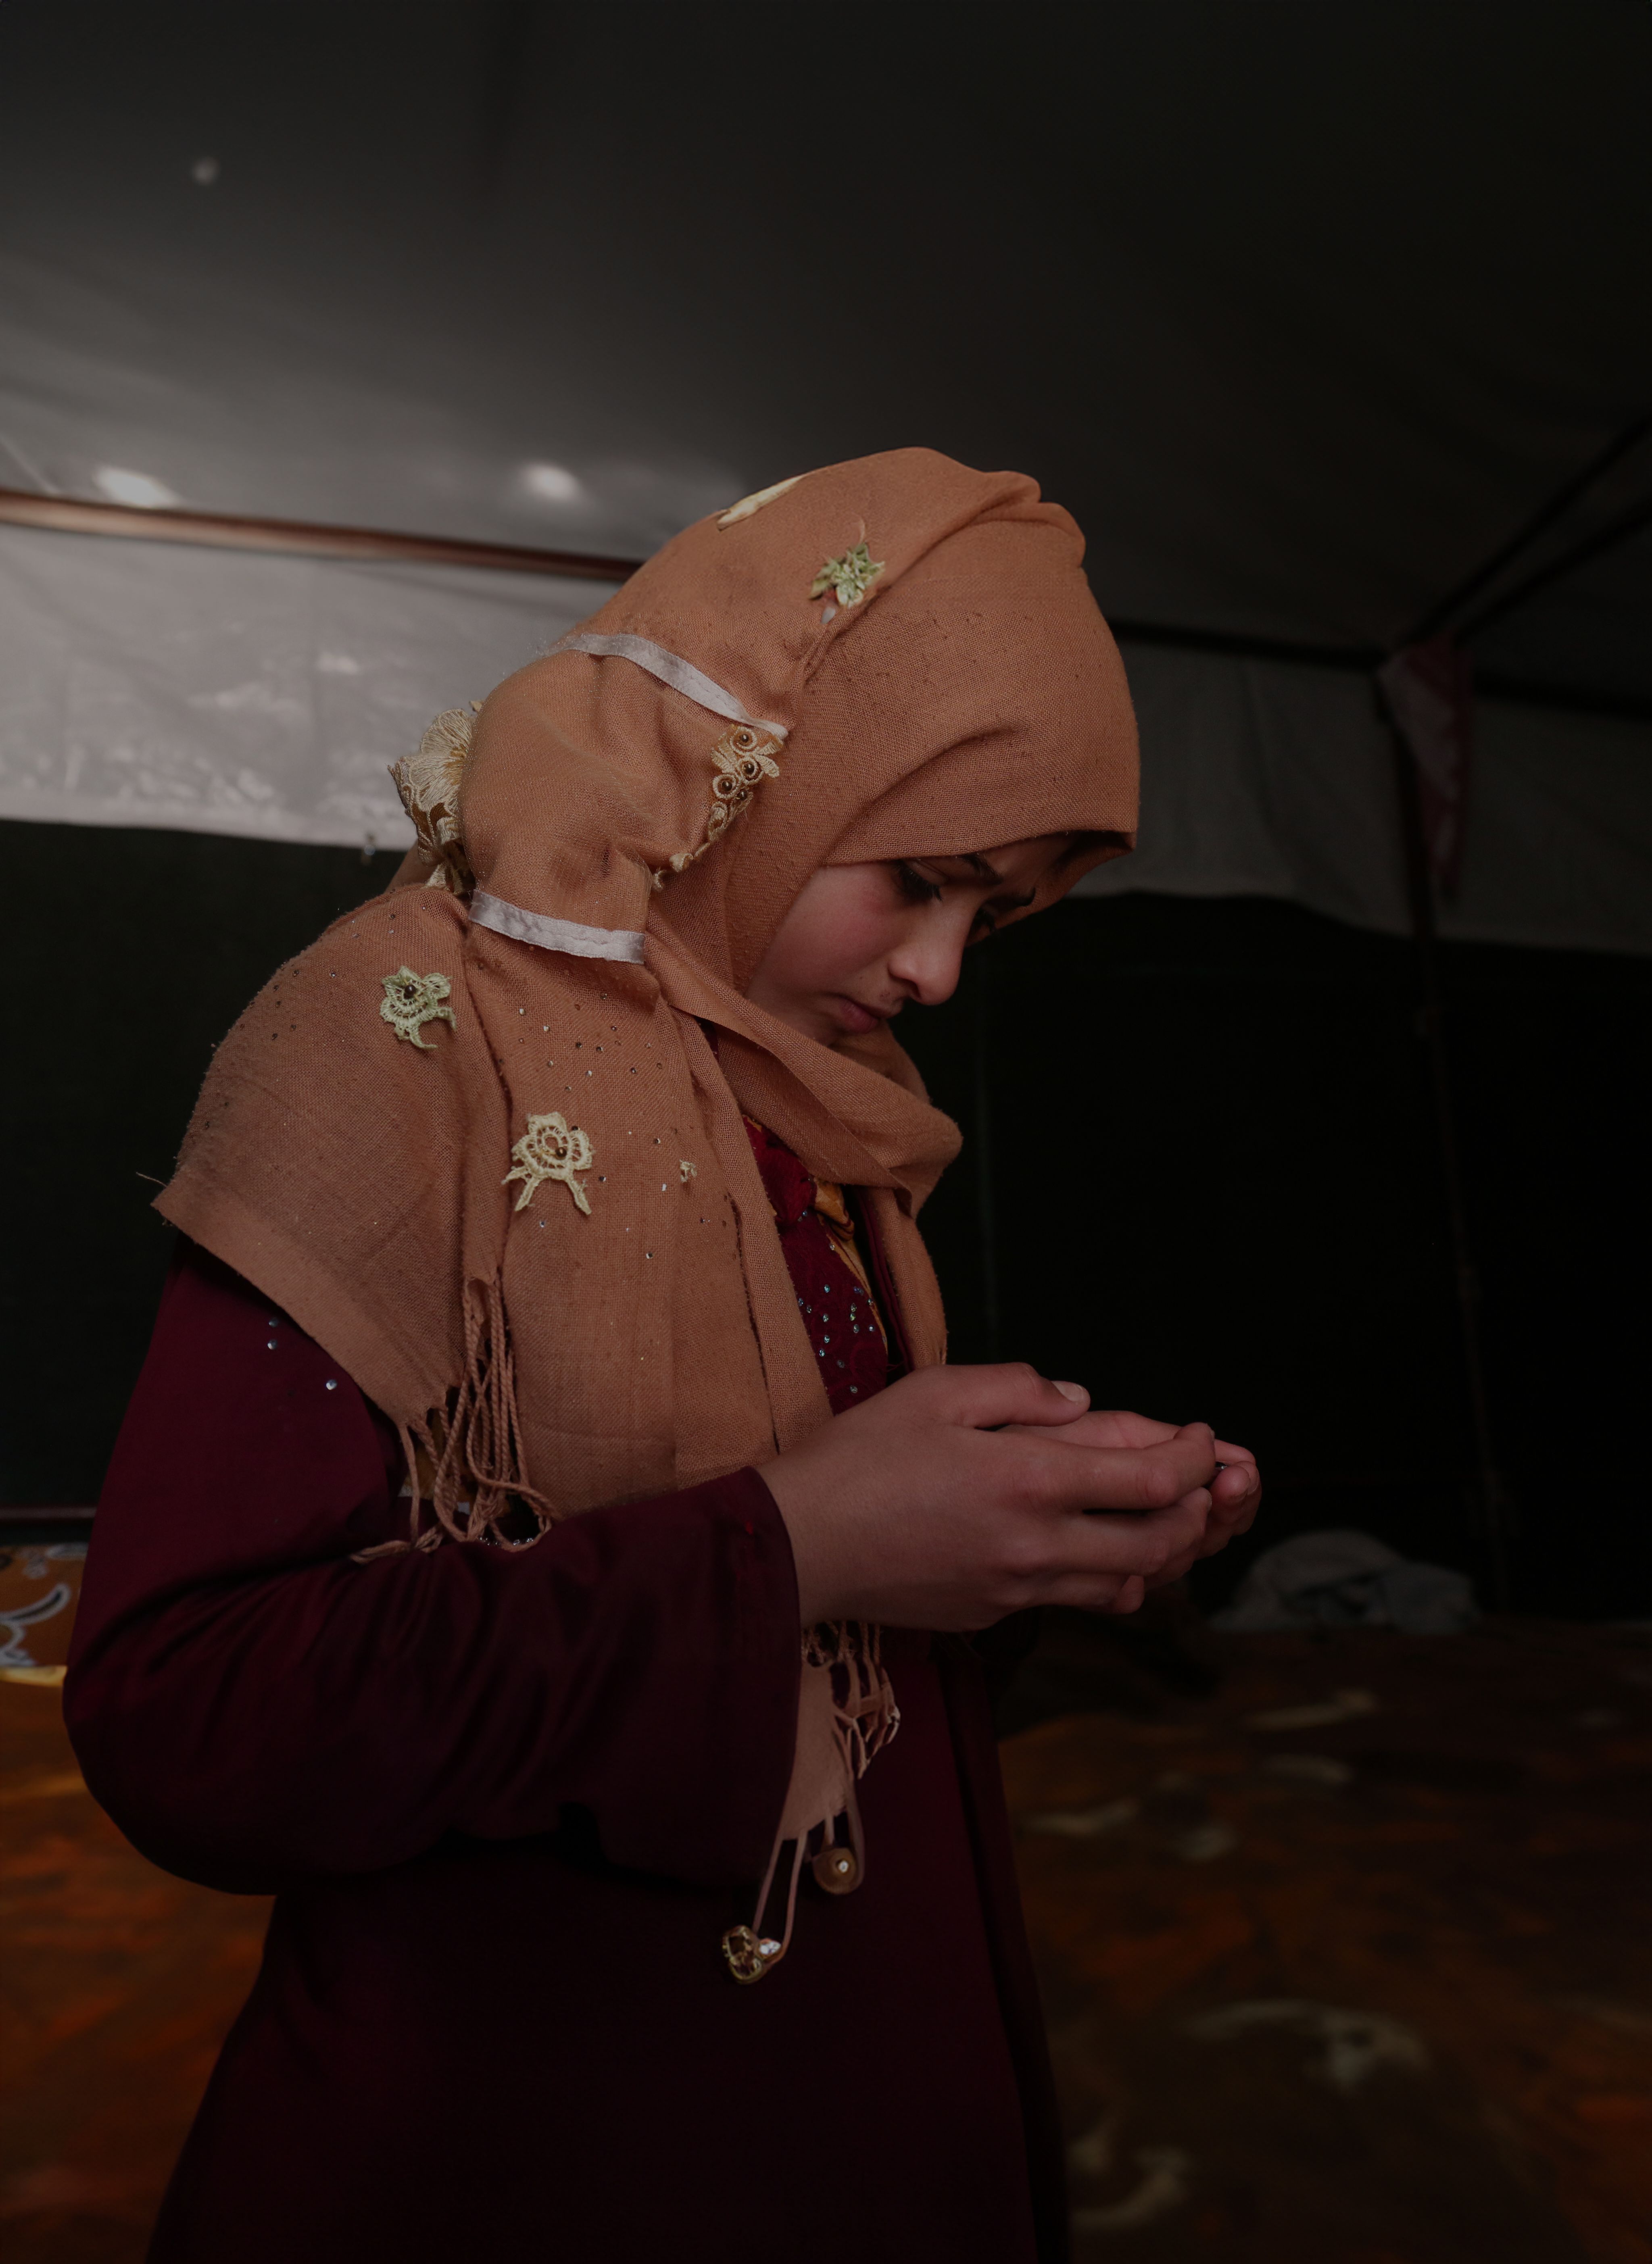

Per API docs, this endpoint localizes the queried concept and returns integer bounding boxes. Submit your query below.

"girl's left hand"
[1010,1408,1260,1614]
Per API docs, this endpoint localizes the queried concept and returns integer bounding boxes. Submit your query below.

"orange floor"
[1002,1616,1651,2262]
[2,1549,1647,2262]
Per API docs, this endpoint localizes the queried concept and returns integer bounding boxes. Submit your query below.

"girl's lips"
[828,994,886,1035]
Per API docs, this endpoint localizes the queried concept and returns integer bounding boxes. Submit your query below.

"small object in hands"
[812,1844,860,1895]
[721,1925,784,1984]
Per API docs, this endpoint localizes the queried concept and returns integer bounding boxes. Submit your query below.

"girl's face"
[745,836,1074,1048]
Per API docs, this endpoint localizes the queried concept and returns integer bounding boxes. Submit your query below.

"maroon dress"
[66,1132,1068,2263]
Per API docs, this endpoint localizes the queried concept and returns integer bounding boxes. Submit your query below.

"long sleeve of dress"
[65,1239,802,1895]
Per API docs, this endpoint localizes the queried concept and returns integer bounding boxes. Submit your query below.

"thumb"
[932,1362,1091,1432]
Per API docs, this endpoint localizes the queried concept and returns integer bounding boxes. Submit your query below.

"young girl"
[67,449,1259,2263]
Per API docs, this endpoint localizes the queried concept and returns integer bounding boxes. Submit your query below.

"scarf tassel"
[722,1628,899,1984]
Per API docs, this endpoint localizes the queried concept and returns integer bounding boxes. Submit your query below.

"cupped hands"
[759,1364,1261,1631]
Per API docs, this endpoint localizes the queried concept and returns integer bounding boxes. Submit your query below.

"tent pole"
[1379,415,1652,1610]
[1405,410,1651,645]
[2,485,1642,717]
[971,948,1002,1363]
[1455,490,1652,645]
[1383,708,1513,1608]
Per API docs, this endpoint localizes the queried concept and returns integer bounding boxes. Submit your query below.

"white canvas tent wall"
[1,0,1647,950]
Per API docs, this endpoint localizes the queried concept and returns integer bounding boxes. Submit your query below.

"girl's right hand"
[759,1365,1242,1631]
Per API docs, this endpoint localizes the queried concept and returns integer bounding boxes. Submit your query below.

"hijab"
[157,446,1139,1972]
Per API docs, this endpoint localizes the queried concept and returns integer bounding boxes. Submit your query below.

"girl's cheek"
[812,908,900,980]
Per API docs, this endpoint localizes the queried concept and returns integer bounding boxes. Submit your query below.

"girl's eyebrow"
[916,853,1030,904]
[959,857,1036,909]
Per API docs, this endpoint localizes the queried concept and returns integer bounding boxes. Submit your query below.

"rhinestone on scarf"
[721,1925,782,1985]
[812,1845,860,1895]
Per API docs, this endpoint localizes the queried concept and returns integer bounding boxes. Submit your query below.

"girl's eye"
[971,907,999,938]
[892,861,944,906]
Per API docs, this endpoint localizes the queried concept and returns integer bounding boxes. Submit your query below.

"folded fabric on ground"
[1213,1530,1480,1635]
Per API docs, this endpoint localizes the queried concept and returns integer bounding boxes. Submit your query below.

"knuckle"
[1021,1461,1068,1516]
[998,1441,1058,1511]
[993,1520,1050,1582]
[982,1542,1039,1611]
[1137,1464,1180,1511]
[1136,1532,1174,1580]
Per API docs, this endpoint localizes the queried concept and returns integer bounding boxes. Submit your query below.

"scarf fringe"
[352,1273,559,1563]
[806,1619,901,1773]
[350,1290,898,1995]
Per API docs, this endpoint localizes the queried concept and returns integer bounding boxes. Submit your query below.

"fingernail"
[1053,1380,1088,1405]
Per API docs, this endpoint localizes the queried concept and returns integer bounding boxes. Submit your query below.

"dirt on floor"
[1,1547,1648,2262]
[999,1609,1652,2264]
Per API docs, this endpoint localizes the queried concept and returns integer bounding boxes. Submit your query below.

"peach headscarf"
[158,447,1138,1972]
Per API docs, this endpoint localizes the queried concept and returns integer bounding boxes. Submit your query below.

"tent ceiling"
[1,1,1647,711]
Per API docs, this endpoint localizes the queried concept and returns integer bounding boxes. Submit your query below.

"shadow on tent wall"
[6,820,1647,1620]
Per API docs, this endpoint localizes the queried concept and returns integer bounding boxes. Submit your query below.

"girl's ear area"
[963,834,1103,936]
[1029,828,1131,908]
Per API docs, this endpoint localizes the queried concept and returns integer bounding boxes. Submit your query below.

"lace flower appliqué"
[380,967,456,1050]
[810,541,884,610]
[666,725,782,875]
[503,1111,595,1216]
[389,704,479,896]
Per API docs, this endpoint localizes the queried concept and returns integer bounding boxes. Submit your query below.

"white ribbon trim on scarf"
[469,891,647,965]
[549,631,790,742]
[473,634,783,964]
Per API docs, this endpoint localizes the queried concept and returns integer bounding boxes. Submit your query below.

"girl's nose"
[888,926,967,1007]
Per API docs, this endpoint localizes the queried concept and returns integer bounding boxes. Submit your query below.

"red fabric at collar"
[744,1120,891,1414]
